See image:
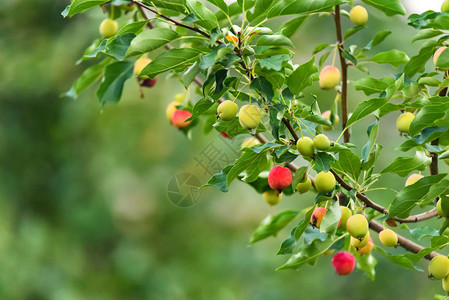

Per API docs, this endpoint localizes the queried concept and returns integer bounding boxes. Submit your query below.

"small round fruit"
[349,5,368,26]
[217,100,238,121]
[332,251,356,276]
[310,207,327,228]
[314,171,336,194]
[351,232,370,249]
[174,93,184,103]
[346,214,368,240]
[379,229,398,247]
[443,0,449,13]
[263,190,282,206]
[443,275,449,292]
[141,78,157,87]
[296,177,312,194]
[405,174,423,186]
[220,132,231,139]
[134,57,152,79]
[319,66,341,90]
[238,105,261,129]
[313,134,330,151]
[166,101,178,121]
[296,137,314,157]
[171,110,192,128]
[241,137,260,149]
[356,237,374,255]
[99,19,119,38]
[428,255,449,280]
[322,110,339,131]
[268,166,292,190]
[339,206,352,229]
[396,112,415,134]
[434,47,448,68]
[437,198,449,218]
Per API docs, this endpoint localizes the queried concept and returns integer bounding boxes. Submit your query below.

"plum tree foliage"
[63,0,449,296]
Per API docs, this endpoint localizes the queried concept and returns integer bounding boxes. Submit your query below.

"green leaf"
[183,61,200,88]
[205,0,228,14]
[294,207,315,240]
[202,165,233,192]
[344,26,364,40]
[346,97,388,128]
[337,150,361,180]
[277,226,298,255]
[356,253,377,280]
[404,40,438,77]
[381,151,431,177]
[249,210,299,244]
[188,98,216,121]
[410,97,449,136]
[63,0,109,18]
[361,0,405,16]
[226,148,272,186]
[320,201,341,235]
[106,33,136,60]
[353,76,395,96]
[126,28,180,57]
[436,47,449,70]
[409,226,440,240]
[116,21,148,36]
[186,0,219,30]
[314,152,335,173]
[266,0,347,20]
[365,30,392,49]
[141,48,201,78]
[287,56,317,95]
[370,49,409,67]
[259,55,291,71]
[388,174,447,218]
[250,76,274,101]
[96,61,134,106]
[257,35,294,48]
[280,15,308,38]
[146,0,187,14]
[412,30,443,43]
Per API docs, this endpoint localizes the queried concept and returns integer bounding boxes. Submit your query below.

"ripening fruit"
[356,237,374,255]
[141,78,157,88]
[313,134,330,151]
[346,214,368,240]
[349,5,368,26]
[396,112,415,134]
[434,47,448,69]
[263,190,282,206]
[428,255,449,280]
[379,229,398,247]
[217,100,238,121]
[332,251,356,276]
[99,19,119,38]
[322,110,339,131]
[319,66,341,90]
[166,101,178,121]
[314,171,336,194]
[405,174,424,186]
[310,207,327,228]
[238,105,261,129]
[220,132,231,139]
[296,137,315,157]
[443,0,449,13]
[296,177,312,194]
[339,206,352,229]
[241,137,260,149]
[171,110,192,128]
[351,232,370,249]
[174,93,184,103]
[134,56,152,79]
[268,166,292,190]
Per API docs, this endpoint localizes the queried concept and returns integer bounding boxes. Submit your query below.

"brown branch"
[333,5,349,143]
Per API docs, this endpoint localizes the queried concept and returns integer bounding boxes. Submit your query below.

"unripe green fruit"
[296,137,314,157]
[319,66,341,89]
[322,110,339,131]
[314,171,336,193]
[351,232,370,249]
[238,105,261,129]
[174,93,184,103]
[313,134,330,151]
[241,137,260,149]
[349,5,368,26]
[263,190,282,206]
[339,206,352,229]
[346,214,368,240]
[443,0,449,13]
[437,197,449,218]
[405,174,423,186]
[356,237,374,255]
[379,229,398,247]
[217,100,238,121]
[396,112,415,134]
[428,255,449,280]
[310,207,327,228]
[296,177,311,194]
[134,57,152,79]
[99,19,119,38]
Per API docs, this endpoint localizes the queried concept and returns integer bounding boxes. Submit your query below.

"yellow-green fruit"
[297,137,314,157]
[443,0,449,13]
[443,275,449,292]
[429,255,449,280]
[241,137,260,149]
[314,171,336,193]
[263,190,282,206]
[346,214,369,240]
[396,112,415,134]
[405,174,423,186]
[434,47,448,69]
[217,100,238,121]
[319,66,341,89]
[351,232,370,249]
[166,101,178,121]
[349,5,368,26]
[437,197,449,218]
[238,105,261,129]
[339,206,352,229]
[99,19,119,38]
[174,93,184,103]
[313,134,330,150]
[296,177,312,194]
[379,229,398,247]
[322,110,339,131]
[134,57,152,79]
[356,238,374,255]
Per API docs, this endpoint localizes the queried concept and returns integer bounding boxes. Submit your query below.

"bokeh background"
[0,0,448,299]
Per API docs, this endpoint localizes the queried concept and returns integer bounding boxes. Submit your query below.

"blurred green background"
[0,0,447,299]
